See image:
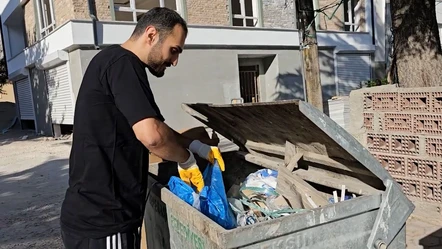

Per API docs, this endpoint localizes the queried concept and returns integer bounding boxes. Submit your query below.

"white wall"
[5,20,375,78]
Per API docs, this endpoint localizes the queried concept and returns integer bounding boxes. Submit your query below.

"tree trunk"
[389,0,442,87]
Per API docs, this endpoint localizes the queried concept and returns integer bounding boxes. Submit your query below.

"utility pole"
[296,0,323,112]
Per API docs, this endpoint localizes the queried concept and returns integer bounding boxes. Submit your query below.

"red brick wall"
[350,85,442,203]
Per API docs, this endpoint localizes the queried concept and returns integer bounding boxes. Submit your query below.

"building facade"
[0,0,387,136]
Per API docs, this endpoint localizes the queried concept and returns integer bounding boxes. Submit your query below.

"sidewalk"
[406,198,442,249]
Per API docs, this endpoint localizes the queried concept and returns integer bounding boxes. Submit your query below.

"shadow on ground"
[0,129,40,146]
[420,228,442,249]
[0,158,68,248]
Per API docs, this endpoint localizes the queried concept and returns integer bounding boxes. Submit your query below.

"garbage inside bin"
[169,160,360,230]
[227,168,303,227]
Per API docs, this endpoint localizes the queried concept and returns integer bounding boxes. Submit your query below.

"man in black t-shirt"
[60,7,225,249]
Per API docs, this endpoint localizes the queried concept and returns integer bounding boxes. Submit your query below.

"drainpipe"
[87,0,100,50]
[371,0,375,45]
[312,0,320,30]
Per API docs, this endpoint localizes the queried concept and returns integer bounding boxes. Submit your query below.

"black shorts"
[61,227,142,249]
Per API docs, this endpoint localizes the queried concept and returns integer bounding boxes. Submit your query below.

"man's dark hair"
[131,7,188,41]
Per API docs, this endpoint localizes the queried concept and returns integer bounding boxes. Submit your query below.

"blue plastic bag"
[168,160,237,230]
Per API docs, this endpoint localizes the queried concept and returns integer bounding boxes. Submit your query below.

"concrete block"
[395,177,422,199]
[350,86,442,204]
[414,114,442,136]
[422,181,442,203]
[391,135,420,155]
[376,153,406,177]
[366,133,390,153]
[431,92,442,113]
[426,137,442,158]
[407,157,439,182]
[382,113,413,133]
[372,92,400,111]
[363,112,374,131]
[400,92,431,113]
[363,93,373,110]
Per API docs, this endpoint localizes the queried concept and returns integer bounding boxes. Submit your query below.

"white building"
[0,0,388,136]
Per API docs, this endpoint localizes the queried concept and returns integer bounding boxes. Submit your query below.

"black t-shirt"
[60,45,164,239]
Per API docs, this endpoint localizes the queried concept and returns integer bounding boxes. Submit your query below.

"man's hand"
[189,140,225,171]
[178,150,204,192]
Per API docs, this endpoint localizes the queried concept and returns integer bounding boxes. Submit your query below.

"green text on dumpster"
[170,214,205,249]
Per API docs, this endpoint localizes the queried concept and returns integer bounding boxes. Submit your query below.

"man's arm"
[133,118,208,192]
[133,118,190,163]
[172,129,193,149]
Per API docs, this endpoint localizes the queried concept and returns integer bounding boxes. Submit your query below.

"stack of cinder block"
[350,85,442,203]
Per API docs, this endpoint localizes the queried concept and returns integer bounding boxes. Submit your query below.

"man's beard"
[146,44,169,78]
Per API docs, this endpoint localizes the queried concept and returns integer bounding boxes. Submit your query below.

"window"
[231,0,261,27]
[36,0,55,37]
[114,0,183,22]
[344,0,359,31]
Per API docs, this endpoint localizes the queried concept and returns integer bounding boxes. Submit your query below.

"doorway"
[239,65,260,103]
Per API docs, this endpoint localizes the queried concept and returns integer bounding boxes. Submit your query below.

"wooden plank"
[284,141,299,165]
[276,169,304,209]
[302,153,374,177]
[293,168,382,195]
[244,141,374,177]
[246,140,286,155]
[235,151,283,171]
[237,151,381,194]
[277,168,329,209]
[286,152,303,172]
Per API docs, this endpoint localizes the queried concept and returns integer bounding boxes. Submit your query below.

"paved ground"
[0,130,70,249]
[0,130,441,249]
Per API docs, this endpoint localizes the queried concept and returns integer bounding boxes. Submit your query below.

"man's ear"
[144,26,157,45]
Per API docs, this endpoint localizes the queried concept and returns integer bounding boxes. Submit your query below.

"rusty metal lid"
[181,100,394,184]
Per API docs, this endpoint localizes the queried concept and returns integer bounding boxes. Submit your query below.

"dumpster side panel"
[387,224,406,249]
[167,208,220,249]
[239,209,378,249]
[162,187,387,249]
[144,174,171,249]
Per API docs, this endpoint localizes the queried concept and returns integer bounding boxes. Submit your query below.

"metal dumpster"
[148,100,415,249]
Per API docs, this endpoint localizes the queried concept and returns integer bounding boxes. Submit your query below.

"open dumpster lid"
[181,100,415,248]
[181,100,395,185]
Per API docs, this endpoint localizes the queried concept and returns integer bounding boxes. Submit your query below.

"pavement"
[406,198,442,249]
[0,130,441,249]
